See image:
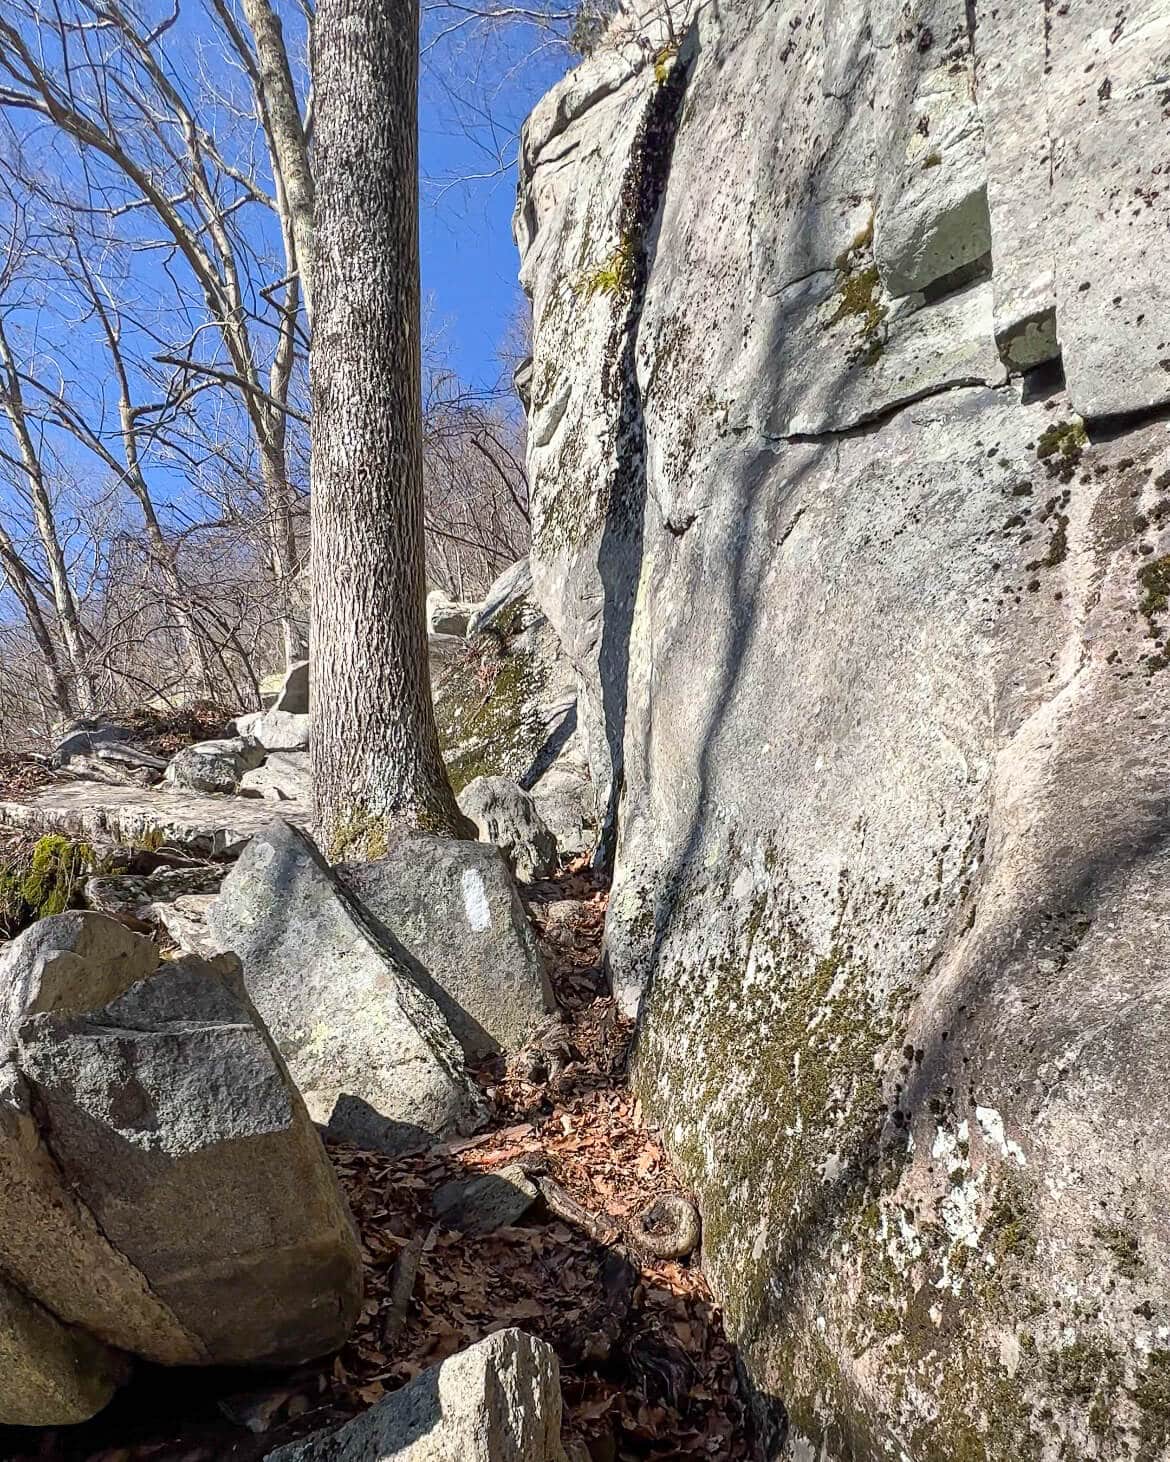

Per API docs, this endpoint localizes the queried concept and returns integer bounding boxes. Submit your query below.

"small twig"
[382,1222,436,1349]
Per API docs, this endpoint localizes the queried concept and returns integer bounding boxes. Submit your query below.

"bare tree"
[312,0,470,851]
[0,313,97,711]
[0,0,310,666]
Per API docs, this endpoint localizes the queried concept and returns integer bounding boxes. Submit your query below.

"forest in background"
[0,0,619,746]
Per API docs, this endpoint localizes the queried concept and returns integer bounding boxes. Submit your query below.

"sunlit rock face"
[516,1,1170,1456]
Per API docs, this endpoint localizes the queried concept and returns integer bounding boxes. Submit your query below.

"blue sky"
[418,24,569,391]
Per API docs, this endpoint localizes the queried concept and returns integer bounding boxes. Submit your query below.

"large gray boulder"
[51,719,167,787]
[13,952,363,1367]
[427,588,479,639]
[165,736,265,795]
[235,708,311,752]
[266,1328,569,1462]
[0,914,362,1420]
[0,911,159,1054]
[240,750,312,803]
[0,1270,127,1426]
[517,0,1170,1455]
[467,557,534,639]
[339,833,554,1057]
[433,568,596,858]
[273,659,309,715]
[206,820,485,1153]
[457,777,558,883]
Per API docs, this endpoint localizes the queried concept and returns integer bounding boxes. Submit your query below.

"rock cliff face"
[516,2,1170,1456]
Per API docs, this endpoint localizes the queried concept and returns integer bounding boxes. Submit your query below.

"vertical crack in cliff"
[594,39,695,869]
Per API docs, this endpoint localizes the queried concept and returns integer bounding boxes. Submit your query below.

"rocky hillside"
[516,0,1170,1455]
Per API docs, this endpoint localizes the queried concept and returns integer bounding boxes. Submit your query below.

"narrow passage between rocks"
[0,859,760,1462]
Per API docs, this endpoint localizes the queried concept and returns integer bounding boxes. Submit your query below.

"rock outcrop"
[517,2,1170,1457]
[267,1328,569,1462]
[165,737,265,795]
[434,560,597,856]
[338,831,554,1057]
[207,820,486,1153]
[0,912,362,1421]
[457,776,559,882]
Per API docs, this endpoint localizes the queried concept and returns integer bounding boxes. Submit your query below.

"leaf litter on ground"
[1,857,761,1461]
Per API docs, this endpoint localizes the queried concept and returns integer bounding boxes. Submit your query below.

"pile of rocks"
[0,910,363,1426]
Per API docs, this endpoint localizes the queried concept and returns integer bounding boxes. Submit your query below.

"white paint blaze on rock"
[516,0,1170,1453]
[338,832,553,1058]
[461,868,492,932]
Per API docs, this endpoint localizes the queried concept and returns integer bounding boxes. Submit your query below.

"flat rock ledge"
[0,784,311,857]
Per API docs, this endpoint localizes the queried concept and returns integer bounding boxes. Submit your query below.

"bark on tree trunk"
[239,0,315,323]
[311,0,471,855]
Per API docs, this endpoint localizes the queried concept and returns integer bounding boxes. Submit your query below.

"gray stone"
[15,953,363,1366]
[339,835,553,1057]
[84,865,225,920]
[0,1269,126,1426]
[427,589,479,639]
[64,742,169,789]
[165,737,265,795]
[237,708,311,752]
[433,597,596,857]
[0,911,159,1055]
[51,719,136,769]
[457,778,558,883]
[0,781,310,856]
[517,2,1170,1454]
[266,1328,568,1462]
[0,1060,202,1365]
[150,893,218,957]
[239,750,312,803]
[467,557,534,638]
[206,820,485,1154]
[273,659,309,715]
[433,1164,539,1235]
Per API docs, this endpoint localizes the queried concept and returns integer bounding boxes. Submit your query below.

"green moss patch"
[0,834,100,937]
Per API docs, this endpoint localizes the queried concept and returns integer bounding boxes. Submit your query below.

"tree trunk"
[311,0,471,855]
[0,320,96,713]
[0,522,72,719]
[239,0,316,322]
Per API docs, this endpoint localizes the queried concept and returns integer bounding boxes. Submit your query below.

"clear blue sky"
[417,23,568,391]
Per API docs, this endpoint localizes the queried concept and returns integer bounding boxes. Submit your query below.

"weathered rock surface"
[339,833,553,1057]
[0,1270,126,1426]
[433,562,596,856]
[0,914,361,1419]
[518,2,1170,1456]
[0,781,310,856]
[467,556,534,638]
[235,708,311,752]
[427,588,479,639]
[273,659,310,715]
[52,720,136,768]
[165,737,265,795]
[266,1328,569,1462]
[207,820,485,1153]
[433,1164,539,1236]
[16,953,363,1366]
[457,777,559,883]
[240,750,312,803]
[151,893,218,956]
[83,865,225,920]
[0,911,159,1053]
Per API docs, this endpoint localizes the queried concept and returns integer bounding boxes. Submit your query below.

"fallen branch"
[536,1175,701,1261]
[382,1221,437,1349]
